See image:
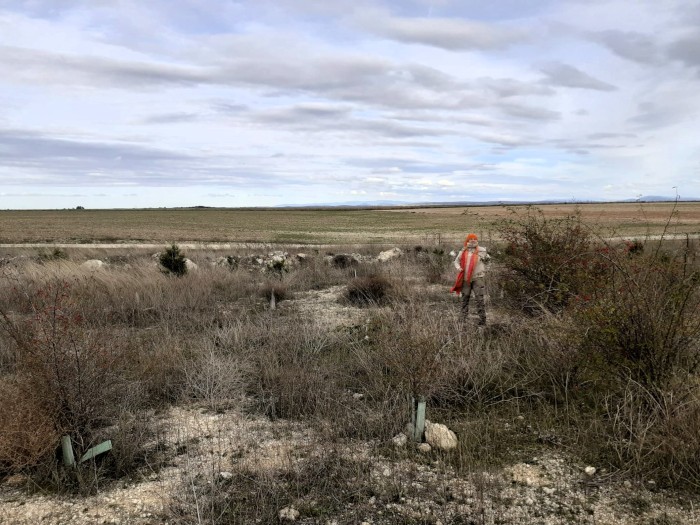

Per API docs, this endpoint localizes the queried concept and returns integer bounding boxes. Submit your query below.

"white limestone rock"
[424,420,458,451]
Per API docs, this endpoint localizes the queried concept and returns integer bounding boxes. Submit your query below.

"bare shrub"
[259,281,289,303]
[0,282,127,455]
[344,274,392,306]
[575,244,700,389]
[183,340,252,412]
[0,377,59,475]
[586,380,700,487]
[331,253,358,268]
[497,207,597,314]
[286,256,347,292]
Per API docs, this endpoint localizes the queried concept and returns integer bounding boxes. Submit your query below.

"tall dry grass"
[0,236,698,494]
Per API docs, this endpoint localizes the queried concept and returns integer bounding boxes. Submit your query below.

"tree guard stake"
[411,396,426,442]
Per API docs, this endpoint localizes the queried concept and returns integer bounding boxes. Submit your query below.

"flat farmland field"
[1,201,699,245]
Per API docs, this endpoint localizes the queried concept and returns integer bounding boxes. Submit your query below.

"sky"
[1,0,699,209]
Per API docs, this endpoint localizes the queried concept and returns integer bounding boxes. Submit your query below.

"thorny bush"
[0,281,129,476]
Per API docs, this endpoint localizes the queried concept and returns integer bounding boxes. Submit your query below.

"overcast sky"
[1,0,699,209]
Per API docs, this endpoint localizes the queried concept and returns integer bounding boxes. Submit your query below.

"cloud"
[587,30,660,64]
[667,32,700,70]
[0,128,281,186]
[242,105,455,138]
[0,45,208,89]
[141,112,201,124]
[356,12,531,50]
[477,77,555,98]
[539,62,617,91]
[501,102,560,121]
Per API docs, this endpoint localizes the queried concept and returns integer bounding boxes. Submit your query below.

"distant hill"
[278,196,698,208]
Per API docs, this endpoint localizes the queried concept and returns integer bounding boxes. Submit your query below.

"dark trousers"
[461,277,486,323]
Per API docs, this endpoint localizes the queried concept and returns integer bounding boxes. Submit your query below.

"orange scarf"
[450,248,478,294]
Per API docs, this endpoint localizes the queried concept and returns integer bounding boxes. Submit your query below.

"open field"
[1,211,699,524]
[2,202,700,245]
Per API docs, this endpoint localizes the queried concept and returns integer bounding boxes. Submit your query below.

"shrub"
[574,244,700,389]
[259,281,289,303]
[159,244,187,276]
[0,282,129,476]
[344,274,392,306]
[183,341,251,412]
[331,253,358,269]
[38,247,69,262]
[0,377,58,475]
[497,207,597,314]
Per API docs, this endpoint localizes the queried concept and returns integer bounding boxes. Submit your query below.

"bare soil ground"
[2,202,699,245]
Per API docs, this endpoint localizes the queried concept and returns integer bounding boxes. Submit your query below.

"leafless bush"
[259,280,289,304]
[183,340,252,412]
[344,274,393,306]
[0,377,58,475]
[589,379,700,487]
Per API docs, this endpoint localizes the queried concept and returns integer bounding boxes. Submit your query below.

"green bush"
[159,244,187,276]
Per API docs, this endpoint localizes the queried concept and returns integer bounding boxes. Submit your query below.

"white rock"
[584,466,596,477]
[219,471,233,480]
[185,258,198,271]
[424,420,458,451]
[81,259,105,270]
[377,247,403,262]
[543,487,556,495]
[392,433,407,448]
[279,507,300,521]
[417,443,432,454]
[352,393,364,400]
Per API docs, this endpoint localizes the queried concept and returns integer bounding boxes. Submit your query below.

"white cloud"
[1,0,699,208]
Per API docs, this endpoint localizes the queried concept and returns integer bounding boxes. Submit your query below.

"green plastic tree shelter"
[61,436,113,467]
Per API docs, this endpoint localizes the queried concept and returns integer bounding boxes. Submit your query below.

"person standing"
[451,233,490,325]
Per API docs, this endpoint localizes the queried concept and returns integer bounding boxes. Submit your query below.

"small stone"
[352,393,364,400]
[584,466,596,477]
[279,507,300,521]
[392,433,407,447]
[543,487,556,495]
[418,443,432,454]
[219,471,233,480]
[517,415,525,421]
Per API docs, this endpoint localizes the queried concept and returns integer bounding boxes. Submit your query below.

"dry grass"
[0,229,699,504]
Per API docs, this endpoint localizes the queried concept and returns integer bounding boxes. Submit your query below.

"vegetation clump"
[159,244,187,276]
[344,274,392,306]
